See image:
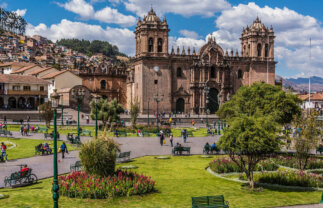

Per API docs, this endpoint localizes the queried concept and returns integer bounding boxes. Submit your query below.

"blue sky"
[4,0,323,78]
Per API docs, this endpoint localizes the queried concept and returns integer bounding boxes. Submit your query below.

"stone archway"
[176,98,185,114]
[18,97,26,109]
[207,88,219,114]
[8,97,16,109]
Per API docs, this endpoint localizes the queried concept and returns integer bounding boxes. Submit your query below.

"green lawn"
[0,137,79,160]
[5,125,212,137]
[1,156,321,208]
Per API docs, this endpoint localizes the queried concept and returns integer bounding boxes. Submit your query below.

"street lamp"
[71,88,85,138]
[94,95,99,139]
[50,89,60,208]
[154,94,164,136]
[38,95,41,121]
[204,85,210,128]
[61,96,64,126]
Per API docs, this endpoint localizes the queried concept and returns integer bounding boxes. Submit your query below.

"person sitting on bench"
[44,143,52,154]
[204,142,211,154]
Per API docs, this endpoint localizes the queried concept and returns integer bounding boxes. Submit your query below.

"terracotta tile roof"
[11,64,37,74]
[0,62,32,67]
[298,93,323,101]
[41,70,67,79]
[0,74,49,84]
[27,67,54,75]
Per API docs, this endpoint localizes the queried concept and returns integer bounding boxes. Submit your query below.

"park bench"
[38,127,48,133]
[44,132,60,140]
[165,129,172,137]
[115,130,127,137]
[142,131,150,137]
[192,195,229,208]
[12,119,23,124]
[316,146,323,154]
[0,130,12,137]
[4,168,38,187]
[67,135,81,144]
[70,161,82,172]
[172,146,191,155]
[66,120,77,125]
[187,131,193,137]
[203,146,220,154]
[81,129,91,136]
[117,151,131,162]
[35,145,42,155]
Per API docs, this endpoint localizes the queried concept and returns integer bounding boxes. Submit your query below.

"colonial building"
[127,8,276,114]
[79,61,128,107]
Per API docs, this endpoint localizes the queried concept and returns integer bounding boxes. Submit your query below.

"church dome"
[249,17,266,31]
[143,8,161,22]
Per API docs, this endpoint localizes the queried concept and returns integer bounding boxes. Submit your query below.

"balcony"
[7,90,48,96]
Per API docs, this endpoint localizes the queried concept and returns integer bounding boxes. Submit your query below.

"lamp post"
[38,95,41,121]
[154,94,164,136]
[71,88,85,138]
[61,97,64,126]
[50,89,60,208]
[94,96,98,139]
[204,85,210,128]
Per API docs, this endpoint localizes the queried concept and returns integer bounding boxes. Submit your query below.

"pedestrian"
[169,134,173,147]
[27,115,30,123]
[4,116,6,124]
[181,129,187,143]
[66,117,68,125]
[20,124,24,136]
[160,133,164,146]
[60,142,68,159]
[1,142,7,162]
[192,120,195,126]
[86,115,89,124]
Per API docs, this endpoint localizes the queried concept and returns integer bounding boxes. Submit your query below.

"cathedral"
[127,8,276,114]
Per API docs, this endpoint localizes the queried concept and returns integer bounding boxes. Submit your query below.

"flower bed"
[239,171,323,188]
[209,157,278,174]
[58,170,155,199]
[273,156,323,169]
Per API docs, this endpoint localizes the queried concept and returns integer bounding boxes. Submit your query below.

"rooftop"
[41,70,67,79]
[0,74,49,84]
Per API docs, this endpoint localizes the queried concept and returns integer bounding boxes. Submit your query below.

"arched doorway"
[27,97,35,109]
[176,98,185,114]
[8,97,16,109]
[207,88,219,114]
[18,97,26,109]
[0,97,3,108]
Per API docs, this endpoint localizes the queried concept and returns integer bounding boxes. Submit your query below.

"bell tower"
[240,17,275,61]
[134,8,170,57]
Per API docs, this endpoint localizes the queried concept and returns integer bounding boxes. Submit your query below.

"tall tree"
[39,102,54,128]
[130,98,140,128]
[89,98,124,131]
[293,110,321,170]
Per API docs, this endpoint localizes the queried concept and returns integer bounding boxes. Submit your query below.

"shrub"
[253,171,323,188]
[58,170,155,199]
[209,157,278,174]
[79,136,120,177]
[273,156,323,170]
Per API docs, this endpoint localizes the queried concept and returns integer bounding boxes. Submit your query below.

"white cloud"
[15,9,27,17]
[207,2,323,77]
[57,0,94,19]
[94,7,136,26]
[179,30,199,39]
[26,19,135,55]
[124,0,231,17]
[57,0,136,26]
[0,2,7,9]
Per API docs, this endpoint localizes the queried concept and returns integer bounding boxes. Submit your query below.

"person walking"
[1,142,7,162]
[160,133,164,146]
[20,124,24,136]
[169,134,173,147]
[60,142,68,159]
[181,129,187,143]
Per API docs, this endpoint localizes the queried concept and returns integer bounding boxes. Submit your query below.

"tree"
[130,98,140,128]
[218,115,281,188]
[293,110,321,170]
[79,135,120,177]
[217,82,302,126]
[217,82,301,189]
[89,98,124,131]
[39,102,53,128]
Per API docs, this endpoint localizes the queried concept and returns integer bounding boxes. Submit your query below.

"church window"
[265,44,269,57]
[257,43,262,57]
[238,70,243,79]
[100,80,106,90]
[148,38,154,52]
[157,38,163,52]
[177,67,182,77]
[210,67,216,78]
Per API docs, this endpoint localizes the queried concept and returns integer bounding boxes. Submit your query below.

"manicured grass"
[5,125,212,137]
[1,156,321,208]
[0,137,79,160]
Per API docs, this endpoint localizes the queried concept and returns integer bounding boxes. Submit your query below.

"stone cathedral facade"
[127,8,276,114]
